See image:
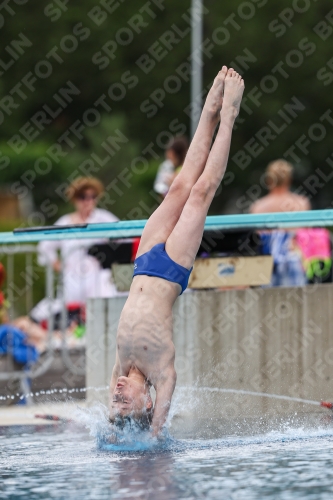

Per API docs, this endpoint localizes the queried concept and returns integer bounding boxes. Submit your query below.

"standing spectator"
[250,159,310,214]
[250,160,311,287]
[37,177,120,307]
[153,136,189,197]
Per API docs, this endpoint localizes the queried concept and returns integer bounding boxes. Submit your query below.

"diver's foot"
[221,68,245,121]
[203,65,227,125]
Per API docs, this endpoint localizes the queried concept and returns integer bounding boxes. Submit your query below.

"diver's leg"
[165,69,245,268]
[136,66,228,258]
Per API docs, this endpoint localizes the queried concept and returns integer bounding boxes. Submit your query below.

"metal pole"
[46,262,55,347]
[191,0,203,138]
[6,253,14,320]
[25,251,33,313]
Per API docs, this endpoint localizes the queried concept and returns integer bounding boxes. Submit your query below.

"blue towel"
[0,325,39,366]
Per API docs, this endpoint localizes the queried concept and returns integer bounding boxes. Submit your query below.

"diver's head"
[110,376,153,430]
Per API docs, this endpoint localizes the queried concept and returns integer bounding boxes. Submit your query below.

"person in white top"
[37,177,120,306]
[153,137,189,197]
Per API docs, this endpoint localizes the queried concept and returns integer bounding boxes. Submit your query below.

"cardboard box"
[188,256,273,288]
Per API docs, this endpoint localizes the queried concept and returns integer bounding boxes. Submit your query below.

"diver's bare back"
[116,274,179,385]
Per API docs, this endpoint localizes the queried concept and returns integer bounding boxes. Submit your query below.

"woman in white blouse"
[37,177,120,306]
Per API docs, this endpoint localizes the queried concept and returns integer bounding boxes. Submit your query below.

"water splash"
[76,398,333,453]
[74,402,171,452]
[1,383,327,452]
[70,385,326,452]
[166,385,321,433]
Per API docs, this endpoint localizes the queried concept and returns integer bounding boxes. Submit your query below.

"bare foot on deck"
[203,65,228,125]
[221,68,245,120]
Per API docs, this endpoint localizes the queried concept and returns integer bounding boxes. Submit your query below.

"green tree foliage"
[1,0,333,219]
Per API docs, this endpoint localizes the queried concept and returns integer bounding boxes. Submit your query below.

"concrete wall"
[86,284,333,419]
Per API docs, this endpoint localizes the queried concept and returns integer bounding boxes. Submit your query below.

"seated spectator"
[0,323,39,366]
[11,316,46,352]
[250,159,310,287]
[0,284,40,363]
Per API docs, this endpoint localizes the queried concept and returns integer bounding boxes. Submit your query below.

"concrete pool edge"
[0,401,87,426]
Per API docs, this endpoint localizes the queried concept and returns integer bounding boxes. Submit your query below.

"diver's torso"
[116,275,178,384]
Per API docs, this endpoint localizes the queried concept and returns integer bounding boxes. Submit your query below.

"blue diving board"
[0,209,333,244]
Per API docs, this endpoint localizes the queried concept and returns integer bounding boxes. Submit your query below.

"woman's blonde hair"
[66,176,104,202]
[265,159,293,190]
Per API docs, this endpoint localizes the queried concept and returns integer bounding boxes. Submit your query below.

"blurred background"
[1,0,333,227]
[0,0,333,405]
[0,0,333,317]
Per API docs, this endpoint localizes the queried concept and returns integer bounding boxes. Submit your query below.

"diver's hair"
[109,408,153,432]
[265,159,293,190]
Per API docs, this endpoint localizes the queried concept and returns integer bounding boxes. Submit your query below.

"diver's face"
[111,376,151,418]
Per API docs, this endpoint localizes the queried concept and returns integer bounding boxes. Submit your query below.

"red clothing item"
[131,238,141,261]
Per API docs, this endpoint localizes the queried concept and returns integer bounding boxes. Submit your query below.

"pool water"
[1,419,333,499]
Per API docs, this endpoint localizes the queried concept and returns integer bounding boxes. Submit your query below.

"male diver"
[109,67,245,436]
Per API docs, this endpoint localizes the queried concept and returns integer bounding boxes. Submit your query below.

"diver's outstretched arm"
[108,351,121,413]
[151,368,177,436]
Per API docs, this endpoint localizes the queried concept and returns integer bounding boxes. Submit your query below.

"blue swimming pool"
[1,418,333,499]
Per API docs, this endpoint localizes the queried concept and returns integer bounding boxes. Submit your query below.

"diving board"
[0,209,332,244]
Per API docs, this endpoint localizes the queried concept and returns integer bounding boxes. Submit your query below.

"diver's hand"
[151,369,176,437]
[105,432,118,445]
[151,426,160,438]
[151,423,167,441]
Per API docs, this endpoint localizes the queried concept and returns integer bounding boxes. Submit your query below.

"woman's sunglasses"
[77,193,97,201]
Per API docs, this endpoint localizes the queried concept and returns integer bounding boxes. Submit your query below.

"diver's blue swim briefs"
[133,243,192,295]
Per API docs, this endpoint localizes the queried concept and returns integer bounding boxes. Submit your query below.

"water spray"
[2,385,333,425]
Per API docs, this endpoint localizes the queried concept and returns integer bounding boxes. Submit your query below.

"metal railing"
[0,245,86,389]
[1,244,36,320]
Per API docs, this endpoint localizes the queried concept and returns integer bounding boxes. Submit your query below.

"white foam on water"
[67,384,331,453]
[1,383,329,452]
